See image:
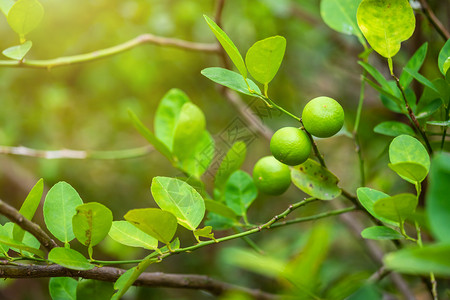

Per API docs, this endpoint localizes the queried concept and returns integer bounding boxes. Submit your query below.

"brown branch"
[0,199,58,251]
[417,0,450,40]
[0,34,220,69]
[0,264,277,300]
[214,0,226,27]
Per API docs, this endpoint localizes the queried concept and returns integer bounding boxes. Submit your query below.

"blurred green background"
[0,0,448,299]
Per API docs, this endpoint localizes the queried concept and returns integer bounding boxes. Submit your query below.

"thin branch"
[0,34,220,69]
[214,0,226,27]
[0,145,153,160]
[417,0,450,40]
[0,199,58,251]
[0,264,277,300]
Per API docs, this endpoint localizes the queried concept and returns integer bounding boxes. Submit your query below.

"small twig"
[353,69,367,187]
[417,0,450,41]
[214,0,226,27]
[0,264,277,300]
[0,199,58,251]
[368,266,391,283]
[0,34,219,69]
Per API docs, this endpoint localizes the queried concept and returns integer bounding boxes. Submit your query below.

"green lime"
[252,156,291,195]
[270,127,311,166]
[302,96,345,138]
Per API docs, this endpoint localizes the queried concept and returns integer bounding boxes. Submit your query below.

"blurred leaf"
[359,62,394,93]
[347,284,382,300]
[108,221,158,250]
[2,40,32,60]
[403,67,439,94]
[203,15,247,77]
[384,244,450,276]
[76,279,113,300]
[5,222,40,256]
[388,162,428,183]
[374,121,414,137]
[245,36,286,85]
[154,88,190,152]
[361,226,403,240]
[13,178,43,243]
[438,38,450,75]
[44,182,83,243]
[7,0,44,38]
[416,99,443,119]
[201,67,261,96]
[128,110,173,161]
[373,193,418,223]
[205,212,236,230]
[48,247,94,271]
[356,187,398,226]
[325,272,372,300]
[0,225,10,255]
[426,153,450,242]
[224,171,257,216]
[151,177,205,231]
[0,0,14,16]
[72,202,113,248]
[389,135,430,180]
[205,199,238,220]
[291,159,341,200]
[399,43,428,88]
[175,131,213,178]
[357,0,415,59]
[427,120,450,127]
[320,0,365,45]
[49,277,77,300]
[0,234,44,257]
[193,226,215,241]
[214,141,247,195]
[124,208,177,245]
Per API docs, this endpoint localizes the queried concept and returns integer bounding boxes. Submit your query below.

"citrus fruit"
[302,96,344,138]
[270,127,311,166]
[252,156,291,195]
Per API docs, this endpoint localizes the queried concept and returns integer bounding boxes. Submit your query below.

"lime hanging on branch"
[252,156,291,195]
[270,127,311,166]
[302,96,345,138]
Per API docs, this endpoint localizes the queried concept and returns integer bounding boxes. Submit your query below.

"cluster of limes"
[253,96,344,195]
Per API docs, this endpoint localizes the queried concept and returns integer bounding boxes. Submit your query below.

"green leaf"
[399,43,428,88]
[357,0,415,59]
[359,61,395,94]
[205,212,236,230]
[2,40,32,60]
[77,279,114,300]
[154,88,190,151]
[224,170,257,216]
[128,109,172,161]
[48,247,94,271]
[388,162,428,183]
[426,153,450,242]
[151,177,205,231]
[0,0,14,16]
[245,36,286,85]
[0,225,10,255]
[416,99,443,119]
[347,284,382,300]
[361,226,403,240]
[389,135,430,176]
[204,199,238,220]
[356,187,399,226]
[373,193,418,223]
[44,182,83,243]
[374,121,415,137]
[13,178,43,243]
[438,38,450,75]
[201,67,261,96]
[427,120,450,127]
[5,222,40,256]
[203,15,247,77]
[72,202,113,248]
[49,277,78,300]
[0,234,44,257]
[291,159,341,200]
[108,221,158,250]
[124,208,177,244]
[214,141,247,194]
[180,130,214,178]
[320,0,365,44]
[193,226,216,241]
[384,244,450,276]
[7,0,44,38]
[403,67,439,94]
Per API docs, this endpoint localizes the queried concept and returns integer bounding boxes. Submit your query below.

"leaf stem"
[353,68,367,186]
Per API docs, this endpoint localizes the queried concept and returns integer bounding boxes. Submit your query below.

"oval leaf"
[214,141,247,194]
[7,0,44,37]
[245,36,286,85]
[291,159,341,200]
[44,181,83,243]
[2,40,32,60]
[357,187,399,226]
[72,202,113,248]
[204,199,238,220]
[151,177,205,230]
[388,162,428,183]
[438,38,450,75]
[389,135,430,177]
[77,279,114,300]
[373,193,418,223]
[108,221,158,250]
[201,67,261,96]
[361,226,403,240]
[357,0,415,58]
[48,247,94,271]
[224,170,258,216]
[374,121,415,137]
[49,277,78,300]
[124,208,177,244]
[204,15,247,77]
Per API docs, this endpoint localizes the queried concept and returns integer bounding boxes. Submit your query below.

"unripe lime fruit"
[302,96,344,138]
[270,127,311,166]
[252,156,291,195]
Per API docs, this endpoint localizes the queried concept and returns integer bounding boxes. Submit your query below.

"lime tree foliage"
[0,0,449,299]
